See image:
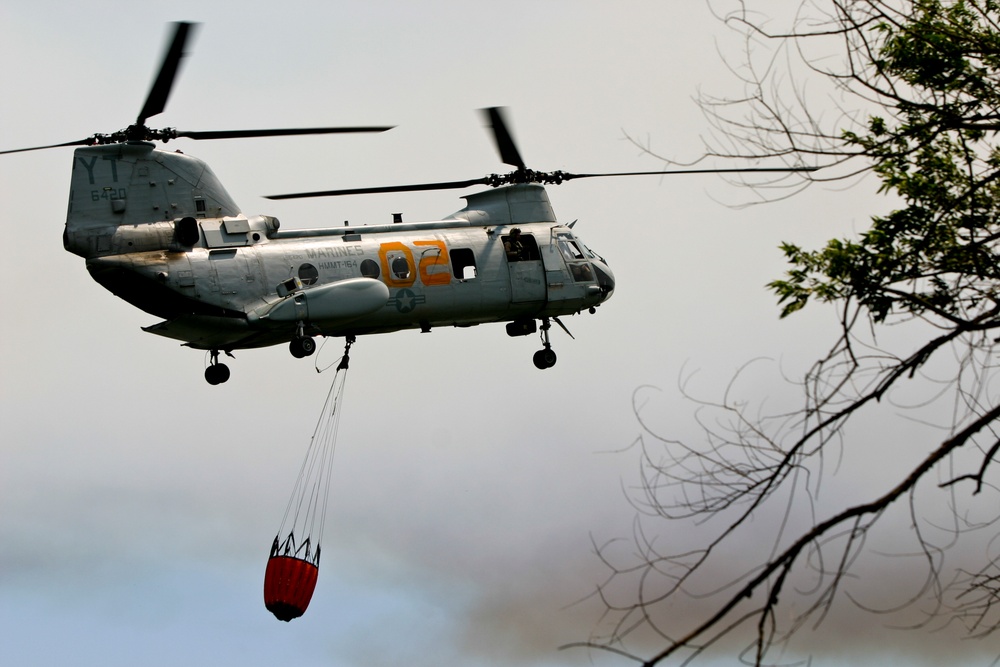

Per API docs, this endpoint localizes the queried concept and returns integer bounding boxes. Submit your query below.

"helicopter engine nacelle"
[254,277,390,325]
[64,218,183,257]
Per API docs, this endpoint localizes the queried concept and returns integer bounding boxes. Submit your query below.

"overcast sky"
[3,1,999,666]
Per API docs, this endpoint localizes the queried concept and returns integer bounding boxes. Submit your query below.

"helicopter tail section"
[64,142,241,259]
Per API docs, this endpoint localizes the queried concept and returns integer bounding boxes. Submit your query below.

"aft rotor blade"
[137,22,197,126]
[0,137,94,155]
[558,166,818,181]
[177,126,394,140]
[266,177,490,200]
[482,107,526,169]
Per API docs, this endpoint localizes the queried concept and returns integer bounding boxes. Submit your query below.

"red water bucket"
[263,555,319,622]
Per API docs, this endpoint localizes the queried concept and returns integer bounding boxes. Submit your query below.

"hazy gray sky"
[2,1,997,666]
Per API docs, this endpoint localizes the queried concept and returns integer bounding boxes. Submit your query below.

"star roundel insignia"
[391,288,425,314]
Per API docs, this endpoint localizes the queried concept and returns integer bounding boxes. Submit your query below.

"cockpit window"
[569,263,595,282]
[557,233,594,283]
[558,237,585,262]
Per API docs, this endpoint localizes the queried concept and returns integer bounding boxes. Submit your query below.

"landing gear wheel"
[205,349,232,385]
[205,362,230,385]
[533,317,558,370]
[290,336,316,358]
[533,348,557,370]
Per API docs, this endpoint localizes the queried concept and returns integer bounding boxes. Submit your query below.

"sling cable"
[263,336,354,622]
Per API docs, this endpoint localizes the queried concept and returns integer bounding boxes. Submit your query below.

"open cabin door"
[503,232,546,303]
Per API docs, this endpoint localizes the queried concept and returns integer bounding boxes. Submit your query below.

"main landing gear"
[289,335,316,358]
[202,329,329,385]
[289,322,317,359]
[205,349,233,385]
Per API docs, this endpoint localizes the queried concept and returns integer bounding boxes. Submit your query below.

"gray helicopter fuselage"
[65,143,615,352]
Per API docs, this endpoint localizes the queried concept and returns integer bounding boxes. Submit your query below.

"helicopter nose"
[593,262,614,301]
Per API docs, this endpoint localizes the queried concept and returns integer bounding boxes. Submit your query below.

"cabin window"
[298,263,319,285]
[390,255,411,280]
[360,258,381,279]
[450,248,477,280]
[379,243,417,288]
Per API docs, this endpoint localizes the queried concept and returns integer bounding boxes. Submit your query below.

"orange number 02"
[414,239,451,286]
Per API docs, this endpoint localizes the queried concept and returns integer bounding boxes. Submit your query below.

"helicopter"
[3,23,812,385]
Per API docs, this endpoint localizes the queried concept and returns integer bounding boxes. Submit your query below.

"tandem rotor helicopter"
[3,23,812,385]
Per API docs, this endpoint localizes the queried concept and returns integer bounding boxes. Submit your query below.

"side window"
[450,248,477,280]
[501,233,540,262]
[360,258,381,279]
[390,255,411,280]
[298,263,319,285]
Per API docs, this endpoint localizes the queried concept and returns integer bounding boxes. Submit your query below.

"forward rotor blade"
[263,166,818,200]
[482,107,525,169]
[137,22,197,126]
[0,137,94,155]
[265,177,490,200]
[558,166,819,181]
[177,126,394,141]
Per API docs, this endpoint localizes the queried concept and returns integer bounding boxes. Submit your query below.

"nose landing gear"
[533,319,558,370]
[533,346,557,369]
[531,317,574,370]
